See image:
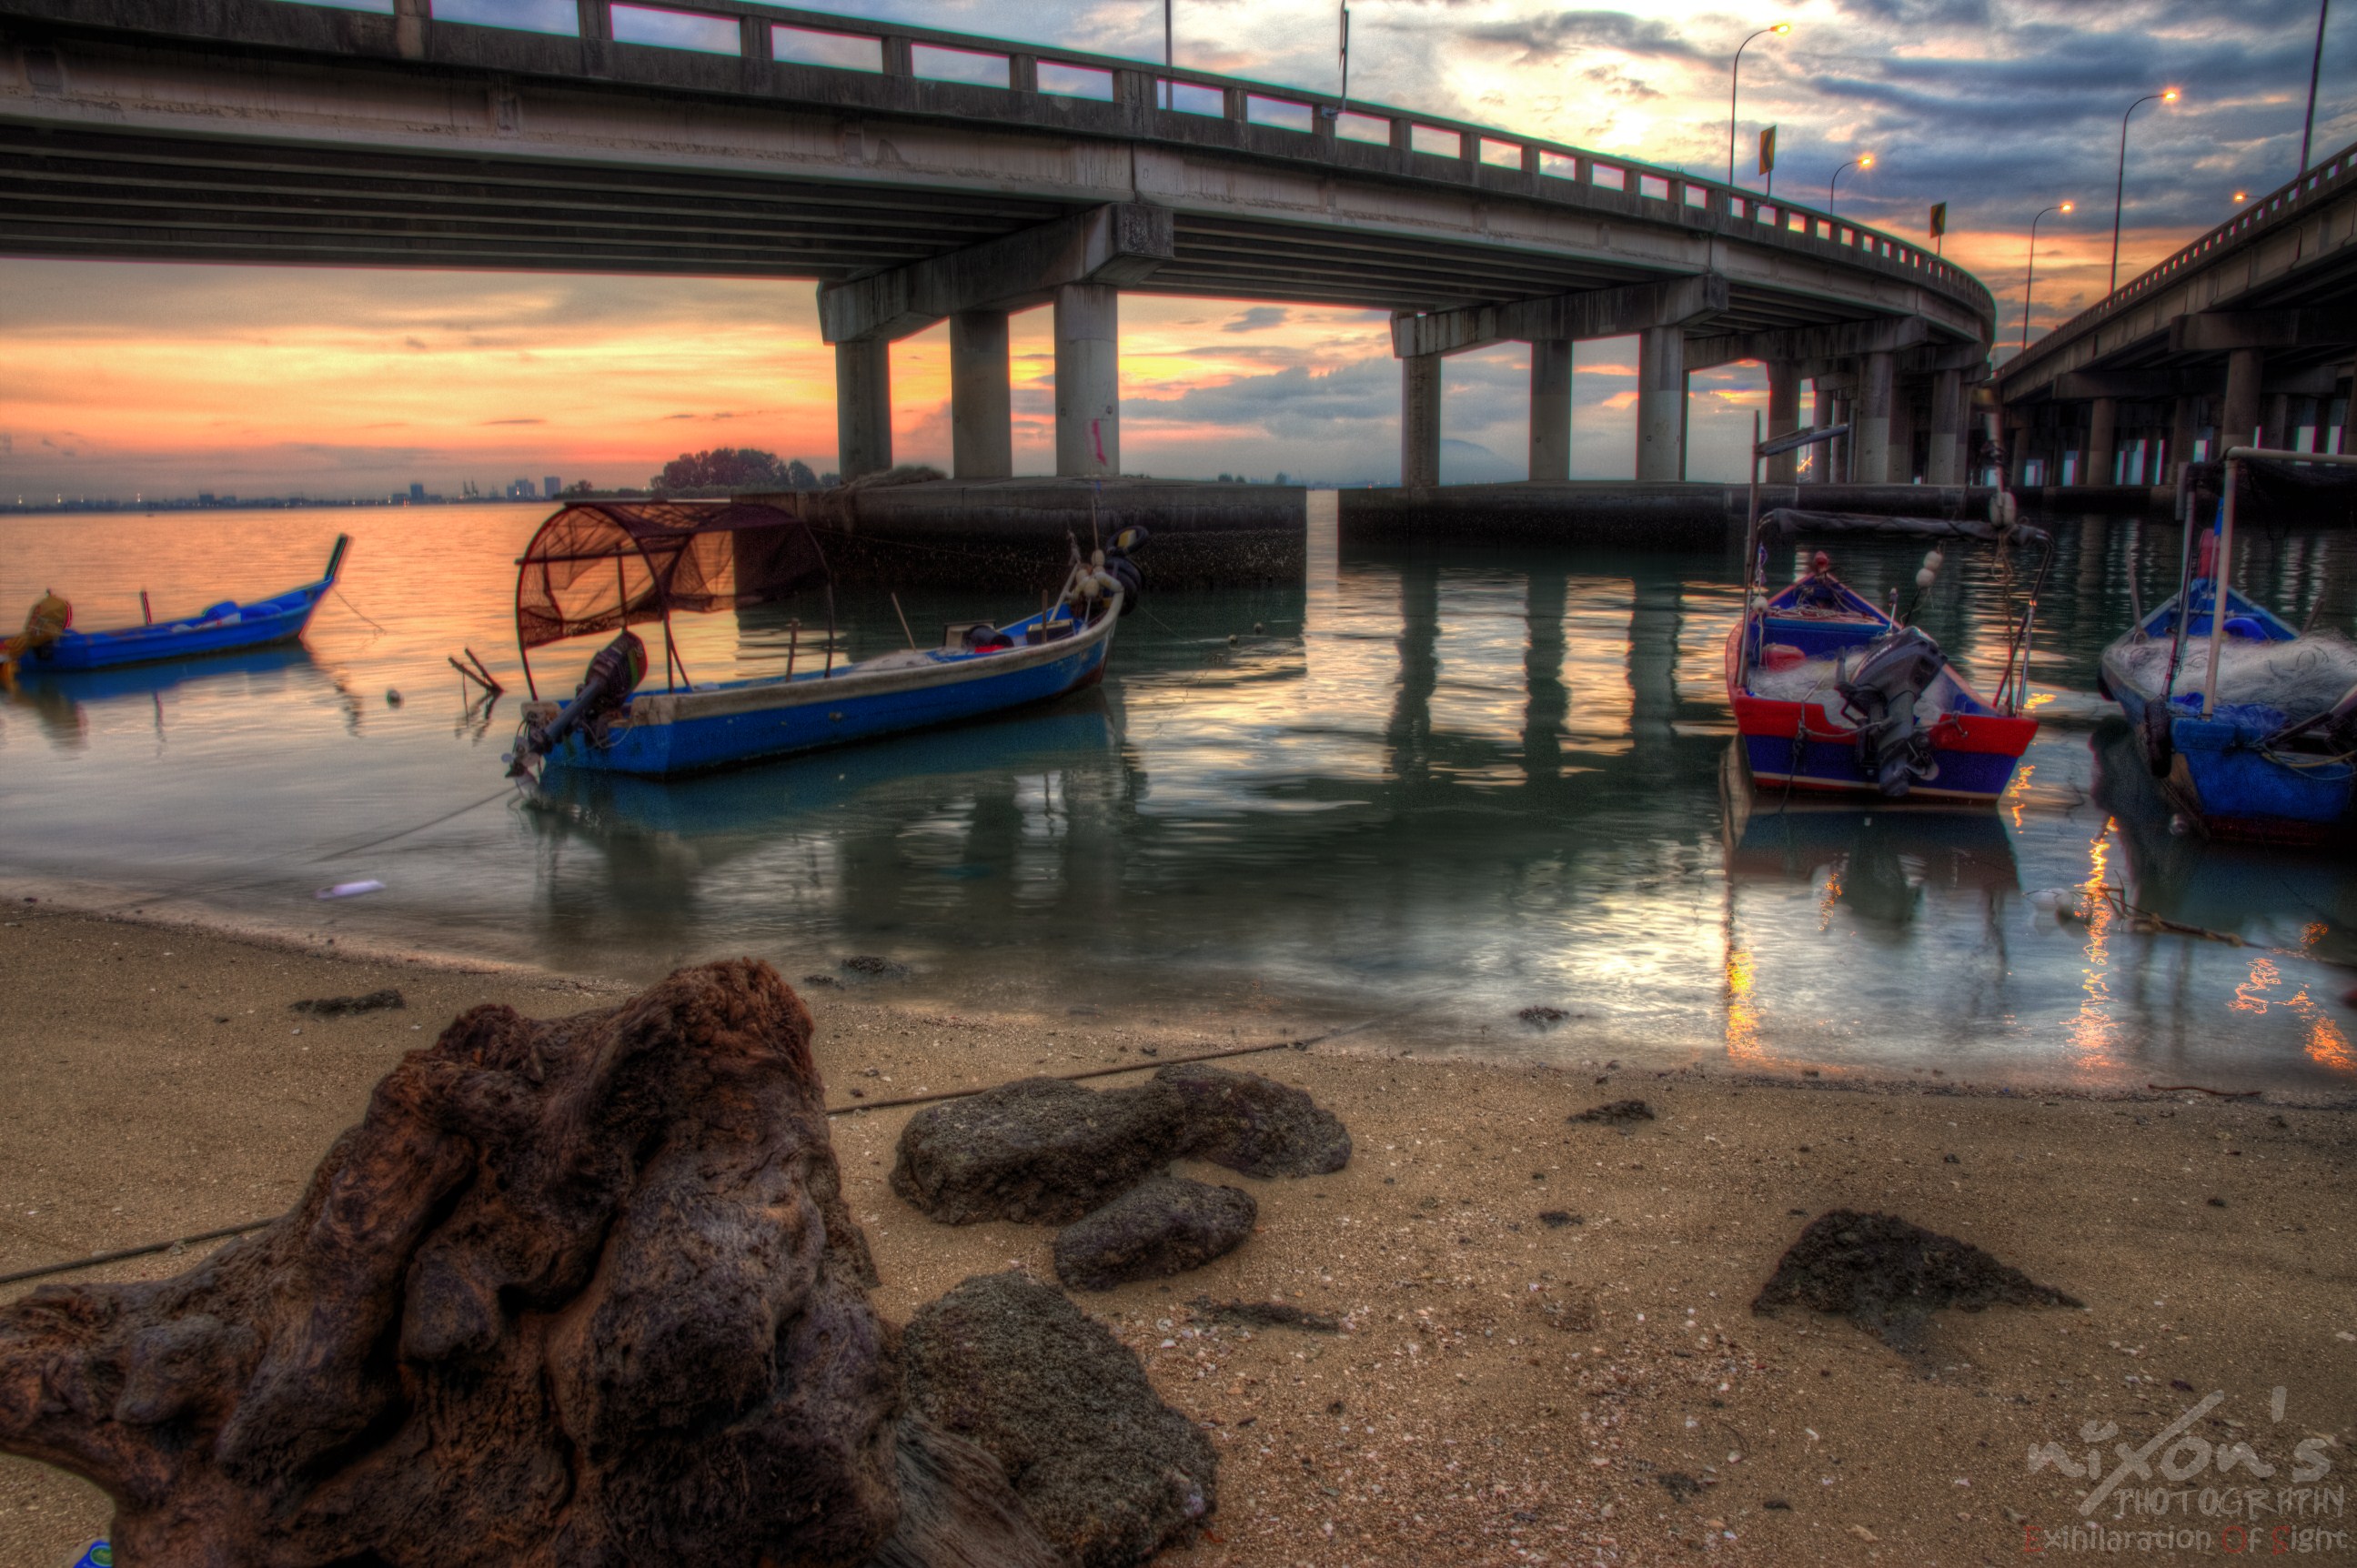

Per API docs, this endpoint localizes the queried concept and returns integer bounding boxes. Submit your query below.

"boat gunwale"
[523,593,1123,729]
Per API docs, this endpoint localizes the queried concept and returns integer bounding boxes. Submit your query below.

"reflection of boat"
[10,644,319,706]
[2098,447,2357,843]
[15,536,348,672]
[2090,720,2357,943]
[1727,508,2049,803]
[507,501,1140,779]
[1719,739,2021,906]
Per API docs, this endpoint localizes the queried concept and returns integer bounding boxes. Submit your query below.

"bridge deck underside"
[0,124,1902,337]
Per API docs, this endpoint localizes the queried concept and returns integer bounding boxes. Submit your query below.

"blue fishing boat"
[505,500,1141,780]
[2099,446,2357,843]
[4,535,348,674]
[1726,508,2052,802]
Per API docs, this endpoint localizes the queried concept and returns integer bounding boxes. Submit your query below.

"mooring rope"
[0,1020,1378,1290]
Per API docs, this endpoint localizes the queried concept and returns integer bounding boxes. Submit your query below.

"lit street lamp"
[2109,88,2178,296]
[1727,23,1791,187]
[2021,201,2074,357]
[1828,153,1874,215]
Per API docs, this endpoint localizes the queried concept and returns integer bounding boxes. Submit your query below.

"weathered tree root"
[0,960,1053,1568]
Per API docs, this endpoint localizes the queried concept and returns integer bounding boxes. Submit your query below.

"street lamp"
[1727,23,1791,187]
[2021,201,2074,357]
[2109,88,2178,295]
[1828,153,1874,214]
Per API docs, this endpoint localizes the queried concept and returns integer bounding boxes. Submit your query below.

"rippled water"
[3,498,2353,1090]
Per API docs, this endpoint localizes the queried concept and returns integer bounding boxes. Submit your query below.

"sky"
[4,0,2352,499]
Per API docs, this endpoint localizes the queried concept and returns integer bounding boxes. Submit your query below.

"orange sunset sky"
[3,0,2349,500]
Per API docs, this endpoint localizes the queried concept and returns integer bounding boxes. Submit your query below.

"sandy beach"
[3,900,2352,1567]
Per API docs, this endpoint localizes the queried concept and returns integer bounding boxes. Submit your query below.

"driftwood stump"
[0,960,923,1567]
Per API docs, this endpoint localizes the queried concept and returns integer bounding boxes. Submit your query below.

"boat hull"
[1725,621,2035,805]
[529,614,1116,779]
[2099,584,2356,844]
[22,538,346,672]
[2101,655,2354,843]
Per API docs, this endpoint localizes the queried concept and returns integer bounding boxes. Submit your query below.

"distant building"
[543,476,562,498]
[408,482,426,503]
[197,492,215,506]
[507,477,537,499]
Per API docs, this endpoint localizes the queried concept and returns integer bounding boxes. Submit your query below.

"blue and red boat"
[5,535,348,674]
[1726,508,2051,803]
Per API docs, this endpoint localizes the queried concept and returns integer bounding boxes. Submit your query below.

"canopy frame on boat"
[1741,503,2056,713]
[511,500,831,699]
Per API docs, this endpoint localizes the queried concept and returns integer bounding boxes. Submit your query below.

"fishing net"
[515,501,828,649]
[1747,654,1956,726]
[2110,633,2357,718]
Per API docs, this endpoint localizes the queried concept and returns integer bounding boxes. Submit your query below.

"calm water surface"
[4,499,2354,1091]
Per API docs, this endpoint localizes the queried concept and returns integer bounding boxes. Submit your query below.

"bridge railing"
[2006,135,2357,380]
[260,0,1989,322]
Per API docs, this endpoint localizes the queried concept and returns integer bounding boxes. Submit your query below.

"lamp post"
[1828,153,1874,215]
[1727,23,1790,187]
[2109,88,2178,296]
[2300,0,2332,175]
[2021,201,2074,357]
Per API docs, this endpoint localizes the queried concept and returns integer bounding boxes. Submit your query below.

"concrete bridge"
[1,0,1994,493]
[1996,138,2357,488]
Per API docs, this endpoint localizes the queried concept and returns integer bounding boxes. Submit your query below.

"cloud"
[479,417,545,426]
[1223,307,1291,333]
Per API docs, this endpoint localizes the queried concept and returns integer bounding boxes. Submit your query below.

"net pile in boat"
[2110,633,2357,718]
[1747,655,1953,726]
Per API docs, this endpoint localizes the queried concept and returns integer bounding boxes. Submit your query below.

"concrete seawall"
[749,478,1306,591]
[732,476,2174,593]
[1338,481,2022,549]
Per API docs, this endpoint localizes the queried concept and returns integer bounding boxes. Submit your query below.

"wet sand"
[3,901,2352,1567]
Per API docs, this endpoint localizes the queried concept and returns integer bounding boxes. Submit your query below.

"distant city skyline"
[2,0,2349,499]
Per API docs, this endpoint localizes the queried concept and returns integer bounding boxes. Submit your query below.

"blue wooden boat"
[506,500,1139,780]
[12,535,348,673]
[2099,447,2357,843]
[1727,508,2051,803]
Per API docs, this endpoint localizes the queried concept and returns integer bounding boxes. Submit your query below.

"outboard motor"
[509,629,647,777]
[1836,626,1947,798]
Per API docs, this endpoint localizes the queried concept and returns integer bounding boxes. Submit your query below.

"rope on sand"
[0,1020,1379,1290]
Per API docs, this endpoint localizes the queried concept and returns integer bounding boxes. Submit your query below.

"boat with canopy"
[504,499,1140,780]
[2099,445,2357,842]
[1726,507,2052,801]
[1718,417,2053,801]
[2,535,348,676]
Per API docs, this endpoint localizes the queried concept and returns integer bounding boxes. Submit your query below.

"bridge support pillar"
[1529,339,1572,482]
[1053,283,1120,477]
[2221,347,2264,447]
[950,309,1013,480]
[2342,364,2357,454]
[1807,385,1835,482]
[2007,418,2032,488]
[834,337,892,482]
[2261,392,2292,450]
[1927,368,1966,486]
[1765,360,1800,483]
[1889,383,1918,484]
[1403,354,1442,487]
[2169,395,2199,479]
[1853,351,1895,484]
[1636,327,1685,482]
[2085,397,2119,487]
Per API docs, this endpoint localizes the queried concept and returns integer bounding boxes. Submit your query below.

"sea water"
[3,500,2354,1091]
